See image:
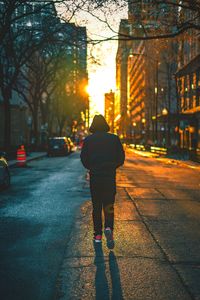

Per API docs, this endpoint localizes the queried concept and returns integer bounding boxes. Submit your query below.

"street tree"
[14,50,57,146]
[84,0,200,42]
[0,1,59,149]
[1,0,199,151]
[0,0,88,150]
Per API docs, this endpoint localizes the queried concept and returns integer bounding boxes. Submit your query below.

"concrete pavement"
[55,151,200,300]
[127,148,200,171]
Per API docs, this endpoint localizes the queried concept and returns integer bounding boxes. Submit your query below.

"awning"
[175,54,200,77]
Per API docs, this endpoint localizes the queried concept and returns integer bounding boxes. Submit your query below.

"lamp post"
[155,62,159,144]
[132,121,136,144]
[162,108,168,147]
[141,117,146,144]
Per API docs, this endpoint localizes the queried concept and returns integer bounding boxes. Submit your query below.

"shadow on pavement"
[93,243,123,300]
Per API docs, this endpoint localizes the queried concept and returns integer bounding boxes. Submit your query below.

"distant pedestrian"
[80,115,125,248]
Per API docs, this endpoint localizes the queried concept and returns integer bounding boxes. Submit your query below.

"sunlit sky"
[58,2,127,119]
[86,42,118,116]
[84,6,127,118]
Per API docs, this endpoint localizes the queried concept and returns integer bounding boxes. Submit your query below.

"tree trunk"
[3,89,11,152]
[58,119,65,137]
[32,110,39,149]
[59,124,63,137]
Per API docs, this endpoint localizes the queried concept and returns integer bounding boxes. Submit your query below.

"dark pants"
[90,176,116,236]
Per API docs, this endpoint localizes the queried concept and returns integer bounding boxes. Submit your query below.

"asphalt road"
[0,152,89,300]
[1,150,200,300]
[54,149,200,300]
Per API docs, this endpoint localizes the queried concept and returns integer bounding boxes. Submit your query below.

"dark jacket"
[80,132,125,177]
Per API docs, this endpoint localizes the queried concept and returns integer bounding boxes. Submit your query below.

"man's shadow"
[94,243,123,300]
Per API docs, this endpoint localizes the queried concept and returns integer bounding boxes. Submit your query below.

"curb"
[127,148,200,170]
[8,153,47,168]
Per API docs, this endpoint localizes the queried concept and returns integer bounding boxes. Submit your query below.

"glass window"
[192,95,196,108]
[193,72,197,90]
[186,97,190,110]
[181,97,184,110]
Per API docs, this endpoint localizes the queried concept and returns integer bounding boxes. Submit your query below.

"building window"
[186,97,190,110]
[192,73,197,90]
[181,97,184,110]
[192,95,196,108]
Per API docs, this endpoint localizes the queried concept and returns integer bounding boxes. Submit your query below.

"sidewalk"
[8,152,46,167]
[128,148,200,171]
[55,168,195,299]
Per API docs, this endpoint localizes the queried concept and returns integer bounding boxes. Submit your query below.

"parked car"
[0,152,10,189]
[47,137,70,157]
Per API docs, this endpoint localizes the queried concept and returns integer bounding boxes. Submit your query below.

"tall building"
[128,0,177,32]
[105,90,115,133]
[127,41,148,144]
[115,19,131,137]
[0,1,88,147]
[116,1,178,146]
[61,23,88,128]
[175,7,200,160]
[0,0,58,148]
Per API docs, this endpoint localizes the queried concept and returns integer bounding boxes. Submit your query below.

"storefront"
[176,54,200,161]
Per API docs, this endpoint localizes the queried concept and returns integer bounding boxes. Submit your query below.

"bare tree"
[0,0,88,149]
[0,0,199,150]
[79,0,200,42]
[0,1,58,149]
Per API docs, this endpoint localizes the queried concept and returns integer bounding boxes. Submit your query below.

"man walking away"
[80,115,125,248]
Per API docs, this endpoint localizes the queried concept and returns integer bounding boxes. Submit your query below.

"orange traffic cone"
[17,145,27,167]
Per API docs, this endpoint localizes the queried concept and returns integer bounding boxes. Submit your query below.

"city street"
[1,1,199,299]
[0,150,200,300]
[0,152,90,300]
[55,150,200,300]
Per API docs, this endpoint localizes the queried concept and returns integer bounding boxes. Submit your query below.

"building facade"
[175,7,200,160]
[105,90,115,133]
[116,1,180,149]
[0,0,58,149]
[115,19,131,138]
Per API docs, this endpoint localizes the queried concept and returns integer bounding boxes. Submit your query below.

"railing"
[150,146,167,155]
[129,144,167,155]
[129,144,145,151]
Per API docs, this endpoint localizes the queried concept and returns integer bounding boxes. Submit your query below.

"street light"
[161,108,168,147]
[142,118,146,124]
[162,108,168,115]
[132,121,137,144]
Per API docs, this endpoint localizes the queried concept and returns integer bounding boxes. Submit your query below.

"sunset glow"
[57,2,127,121]
[87,63,116,117]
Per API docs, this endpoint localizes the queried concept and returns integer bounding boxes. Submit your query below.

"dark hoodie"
[80,115,125,177]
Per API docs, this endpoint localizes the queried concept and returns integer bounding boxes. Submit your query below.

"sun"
[87,67,116,118]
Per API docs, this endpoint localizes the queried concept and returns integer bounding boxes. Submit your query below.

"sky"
[84,6,127,117]
[57,2,127,118]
